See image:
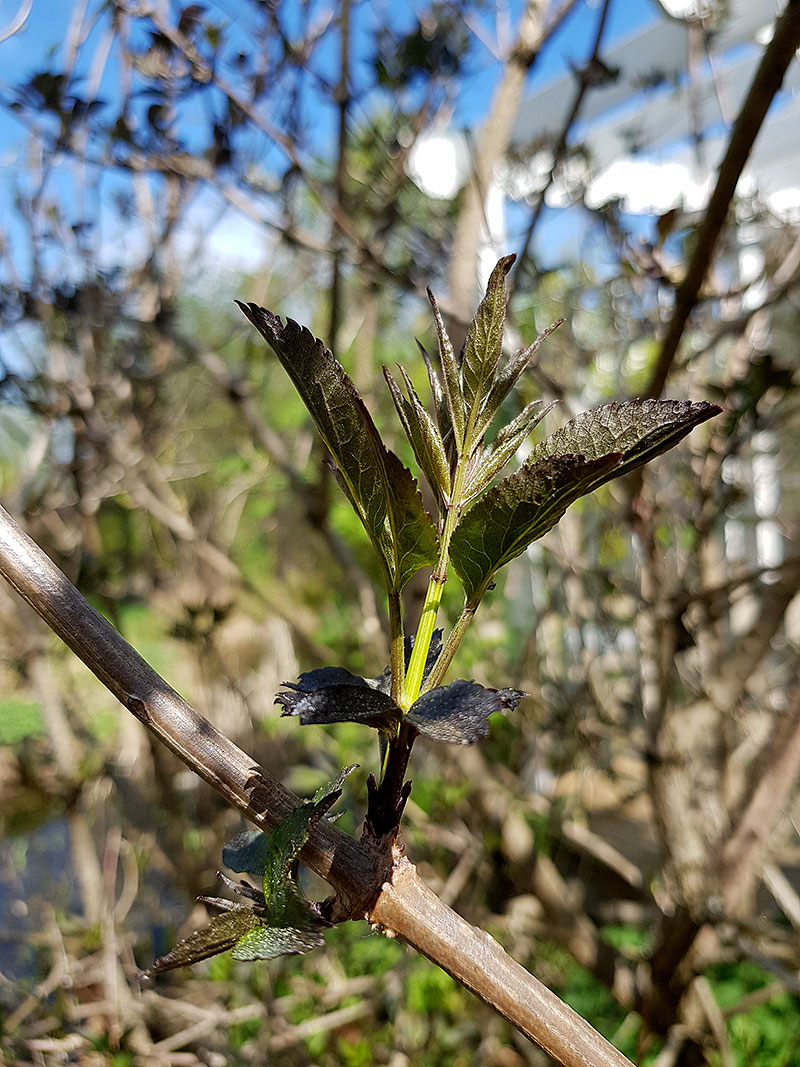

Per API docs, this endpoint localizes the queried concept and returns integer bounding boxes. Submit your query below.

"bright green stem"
[420,599,477,695]
[403,571,445,707]
[403,460,470,707]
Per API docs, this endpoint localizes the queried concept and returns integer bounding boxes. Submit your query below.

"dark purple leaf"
[276,684,401,732]
[237,304,437,590]
[407,679,525,744]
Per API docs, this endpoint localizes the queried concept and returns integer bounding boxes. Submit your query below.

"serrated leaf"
[154,766,355,975]
[286,666,371,693]
[148,907,260,974]
[417,340,453,450]
[465,400,555,501]
[427,288,465,452]
[451,399,721,603]
[384,365,451,506]
[276,683,401,732]
[462,255,515,444]
[407,680,525,744]
[237,303,437,591]
[450,452,623,603]
[232,882,327,960]
[476,319,564,439]
[263,794,342,903]
[313,764,358,804]
[231,921,325,960]
[531,399,722,478]
[220,759,352,879]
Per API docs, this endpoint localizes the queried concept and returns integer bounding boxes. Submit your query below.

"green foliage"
[147,768,355,974]
[0,699,45,745]
[236,303,438,594]
[155,256,719,979]
[450,398,719,604]
[240,254,719,742]
[707,961,800,1067]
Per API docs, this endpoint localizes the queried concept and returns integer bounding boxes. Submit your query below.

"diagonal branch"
[0,501,634,1067]
[645,0,800,399]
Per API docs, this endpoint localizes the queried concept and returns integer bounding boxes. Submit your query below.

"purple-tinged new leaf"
[461,255,515,446]
[276,684,402,733]
[236,303,437,591]
[407,680,525,744]
[285,666,371,693]
[427,287,465,452]
[531,399,722,479]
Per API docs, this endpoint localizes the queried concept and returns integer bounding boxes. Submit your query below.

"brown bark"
[0,502,634,1067]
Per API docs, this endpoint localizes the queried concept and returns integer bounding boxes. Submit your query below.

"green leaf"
[384,365,451,505]
[148,907,260,974]
[427,288,465,452]
[237,303,437,590]
[450,452,624,603]
[450,398,721,604]
[152,767,356,974]
[313,764,358,804]
[417,340,453,454]
[407,680,525,744]
[464,400,555,502]
[476,319,564,440]
[461,255,515,445]
[261,786,347,905]
[232,883,327,960]
[223,830,270,877]
[231,919,325,960]
[531,399,722,479]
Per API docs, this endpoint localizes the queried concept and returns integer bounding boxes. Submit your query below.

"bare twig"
[511,0,615,293]
[721,674,800,915]
[646,0,800,399]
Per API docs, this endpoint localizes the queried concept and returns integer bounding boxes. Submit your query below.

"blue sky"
[0,0,662,157]
[0,0,666,288]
